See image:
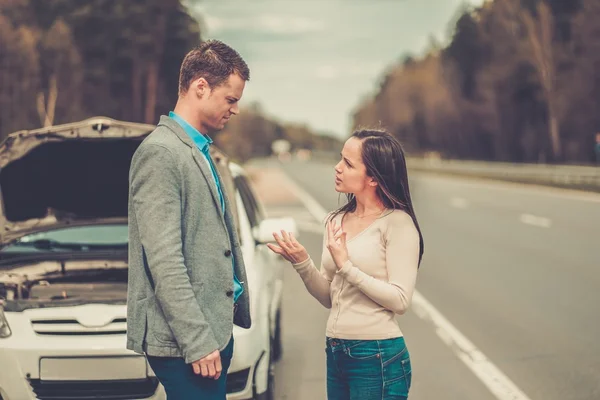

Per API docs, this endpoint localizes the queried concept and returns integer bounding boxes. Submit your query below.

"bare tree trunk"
[0,51,9,138]
[132,57,143,122]
[523,3,561,160]
[46,74,57,125]
[548,110,560,160]
[37,92,47,127]
[144,7,168,124]
[144,62,158,124]
[37,74,58,127]
[500,0,562,160]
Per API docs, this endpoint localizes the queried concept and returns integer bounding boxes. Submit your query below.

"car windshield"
[1,224,128,253]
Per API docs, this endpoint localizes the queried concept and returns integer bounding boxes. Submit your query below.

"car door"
[233,175,282,330]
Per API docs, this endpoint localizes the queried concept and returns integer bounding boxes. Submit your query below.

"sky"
[186,0,485,139]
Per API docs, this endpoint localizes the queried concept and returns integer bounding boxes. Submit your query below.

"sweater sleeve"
[291,232,333,308]
[337,211,420,315]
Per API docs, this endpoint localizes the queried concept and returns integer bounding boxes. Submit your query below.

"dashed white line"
[519,213,552,228]
[280,170,532,400]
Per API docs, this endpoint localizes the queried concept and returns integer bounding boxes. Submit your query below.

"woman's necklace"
[353,208,385,219]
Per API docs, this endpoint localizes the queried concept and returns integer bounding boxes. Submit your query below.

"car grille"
[226,368,250,394]
[30,318,127,335]
[28,378,159,399]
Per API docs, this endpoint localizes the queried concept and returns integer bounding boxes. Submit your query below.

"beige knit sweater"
[292,209,420,340]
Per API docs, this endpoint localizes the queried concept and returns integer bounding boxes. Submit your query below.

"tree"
[38,17,83,126]
[497,0,562,160]
[350,0,597,164]
[444,9,489,100]
[1,0,202,132]
[562,0,600,161]
[0,13,41,138]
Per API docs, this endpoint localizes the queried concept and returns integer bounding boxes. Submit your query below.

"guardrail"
[406,158,600,192]
[307,150,600,192]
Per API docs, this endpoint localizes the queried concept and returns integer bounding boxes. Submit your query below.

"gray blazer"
[126,115,251,364]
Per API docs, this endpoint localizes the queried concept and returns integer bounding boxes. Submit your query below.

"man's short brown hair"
[178,40,250,96]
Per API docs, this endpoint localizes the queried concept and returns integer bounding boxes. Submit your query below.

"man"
[126,40,251,399]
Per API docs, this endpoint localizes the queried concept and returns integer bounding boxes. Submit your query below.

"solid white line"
[295,220,326,235]
[280,176,330,223]
[412,292,532,400]
[519,213,552,228]
[267,207,316,220]
[280,171,532,400]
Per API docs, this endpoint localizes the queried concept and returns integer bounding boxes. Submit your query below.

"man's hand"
[191,350,222,380]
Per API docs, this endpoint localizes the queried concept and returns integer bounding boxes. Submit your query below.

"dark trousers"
[147,336,234,400]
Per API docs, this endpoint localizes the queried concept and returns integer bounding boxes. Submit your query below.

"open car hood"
[0,117,155,245]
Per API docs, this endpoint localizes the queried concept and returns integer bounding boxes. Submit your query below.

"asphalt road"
[246,157,600,400]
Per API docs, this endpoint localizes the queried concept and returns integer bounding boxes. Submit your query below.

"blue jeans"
[326,336,412,400]
[146,336,234,400]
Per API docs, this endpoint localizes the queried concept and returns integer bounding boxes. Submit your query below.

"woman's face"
[334,137,375,194]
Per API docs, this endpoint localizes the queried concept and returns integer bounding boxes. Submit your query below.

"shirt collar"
[169,111,213,152]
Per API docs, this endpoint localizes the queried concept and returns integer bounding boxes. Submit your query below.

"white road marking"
[451,197,469,209]
[295,220,326,235]
[267,207,316,221]
[280,170,532,400]
[267,206,325,234]
[412,292,532,400]
[519,213,552,228]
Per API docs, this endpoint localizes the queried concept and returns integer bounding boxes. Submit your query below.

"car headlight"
[0,306,11,338]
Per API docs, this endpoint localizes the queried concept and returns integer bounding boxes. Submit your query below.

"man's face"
[195,73,245,134]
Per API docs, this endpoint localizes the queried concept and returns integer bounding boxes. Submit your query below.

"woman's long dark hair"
[328,128,424,264]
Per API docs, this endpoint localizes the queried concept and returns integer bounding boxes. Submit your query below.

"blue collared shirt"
[169,111,243,303]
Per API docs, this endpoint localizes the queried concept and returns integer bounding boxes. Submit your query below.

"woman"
[267,128,424,400]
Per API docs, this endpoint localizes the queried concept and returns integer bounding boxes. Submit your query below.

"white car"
[0,117,293,400]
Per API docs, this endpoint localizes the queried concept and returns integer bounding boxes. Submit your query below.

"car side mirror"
[253,217,299,244]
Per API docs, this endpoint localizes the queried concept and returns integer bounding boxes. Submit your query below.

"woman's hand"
[266,230,309,264]
[326,220,348,270]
